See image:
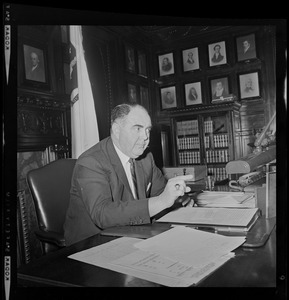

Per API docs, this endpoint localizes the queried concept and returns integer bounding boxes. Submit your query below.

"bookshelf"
[172,101,241,184]
[176,119,201,165]
[203,114,231,182]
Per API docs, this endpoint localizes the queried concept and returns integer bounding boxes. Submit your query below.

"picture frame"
[158,52,174,77]
[140,86,150,110]
[236,33,257,62]
[182,47,200,72]
[238,71,260,100]
[125,44,136,73]
[22,41,49,89]
[138,50,147,77]
[210,76,230,102]
[184,81,202,106]
[127,83,137,103]
[160,85,177,109]
[208,41,227,67]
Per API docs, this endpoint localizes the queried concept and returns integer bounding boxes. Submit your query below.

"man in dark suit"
[239,39,256,61]
[26,52,45,82]
[211,44,224,64]
[64,103,192,245]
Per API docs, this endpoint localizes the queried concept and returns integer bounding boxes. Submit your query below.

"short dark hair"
[214,44,221,50]
[110,103,147,126]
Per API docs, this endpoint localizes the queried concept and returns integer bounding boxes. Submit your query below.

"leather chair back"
[27,158,76,254]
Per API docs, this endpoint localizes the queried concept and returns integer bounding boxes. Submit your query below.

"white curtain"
[69,25,99,158]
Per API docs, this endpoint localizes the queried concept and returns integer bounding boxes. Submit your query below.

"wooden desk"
[17,218,276,288]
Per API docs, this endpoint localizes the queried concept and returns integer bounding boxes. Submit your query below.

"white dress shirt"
[113,143,137,198]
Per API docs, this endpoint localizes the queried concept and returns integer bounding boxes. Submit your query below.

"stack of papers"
[69,226,246,287]
[196,191,256,208]
[156,207,260,232]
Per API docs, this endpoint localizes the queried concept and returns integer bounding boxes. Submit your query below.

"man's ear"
[111,122,120,137]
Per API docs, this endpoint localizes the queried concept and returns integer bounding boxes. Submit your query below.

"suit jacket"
[26,65,45,82]
[211,53,224,63]
[64,137,167,245]
[239,46,256,61]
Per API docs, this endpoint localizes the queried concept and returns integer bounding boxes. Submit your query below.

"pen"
[146,182,151,192]
[186,226,247,236]
[187,226,217,233]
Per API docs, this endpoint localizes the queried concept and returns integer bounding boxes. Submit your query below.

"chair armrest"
[34,229,66,248]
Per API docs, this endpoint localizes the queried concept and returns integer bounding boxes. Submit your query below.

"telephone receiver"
[229,180,244,191]
[229,171,266,191]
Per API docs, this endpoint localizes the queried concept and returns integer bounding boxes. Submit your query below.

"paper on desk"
[196,191,256,208]
[69,237,184,286]
[68,237,194,287]
[69,237,139,266]
[110,250,234,287]
[134,226,245,267]
[69,236,235,287]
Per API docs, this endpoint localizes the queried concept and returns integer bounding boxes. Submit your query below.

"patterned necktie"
[129,158,138,199]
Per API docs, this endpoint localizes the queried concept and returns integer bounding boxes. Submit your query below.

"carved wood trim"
[162,100,242,118]
[17,94,70,110]
[17,93,71,152]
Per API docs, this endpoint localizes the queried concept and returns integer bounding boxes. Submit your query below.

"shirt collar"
[113,142,130,165]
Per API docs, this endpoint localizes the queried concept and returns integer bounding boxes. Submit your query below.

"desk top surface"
[17,217,277,288]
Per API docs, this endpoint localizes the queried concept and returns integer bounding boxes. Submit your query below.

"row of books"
[177,120,199,136]
[42,146,56,165]
[177,134,229,150]
[205,134,229,148]
[206,149,229,163]
[204,120,213,133]
[179,151,201,165]
[177,137,200,150]
[178,149,230,165]
[207,167,227,182]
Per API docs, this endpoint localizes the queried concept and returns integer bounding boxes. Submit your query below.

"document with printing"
[133,226,245,267]
[69,226,245,287]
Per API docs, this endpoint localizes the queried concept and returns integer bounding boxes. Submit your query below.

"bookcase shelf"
[171,101,241,183]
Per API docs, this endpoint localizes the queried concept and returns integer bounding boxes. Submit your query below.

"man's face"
[216,82,223,91]
[163,58,168,65]
[214,46,220,53]
[245,78,253,88]
[115,107,152,158]
[31,53,39,67]
[243,41,249,49]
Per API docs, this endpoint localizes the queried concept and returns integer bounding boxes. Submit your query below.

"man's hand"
[148,174,193,217]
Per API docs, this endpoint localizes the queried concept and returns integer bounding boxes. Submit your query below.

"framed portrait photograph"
[138,50,147,77]
[160,85,177,109]
[158,52,174,77]
[22,42,49,88]
[238,71,260,100]
[140,86,150,110]
[128,83,137,103]
[210,76,230,102]
[208,41,227,67]
[182,47,199,72]
[125,45,136,72]
[184,81,202,106]
[236,33,257,62]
